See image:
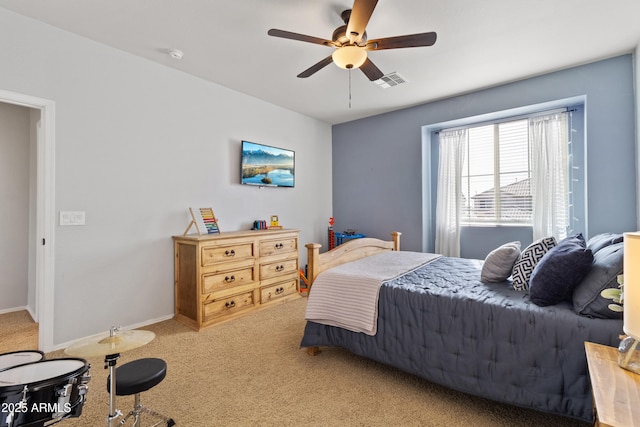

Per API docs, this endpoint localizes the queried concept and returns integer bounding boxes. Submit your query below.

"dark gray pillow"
[481,241,521,282]
[572,242,623,319]
[529,234,594,307]
[586,233,624,254]
[512,236,557,291]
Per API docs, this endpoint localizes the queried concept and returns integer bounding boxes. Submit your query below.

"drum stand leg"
[105,353,122,427]
[119,392,176,427]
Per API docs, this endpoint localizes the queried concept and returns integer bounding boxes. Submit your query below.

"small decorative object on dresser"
[173,229,300,330]
[252,220,268,230]
[183,207,220,236]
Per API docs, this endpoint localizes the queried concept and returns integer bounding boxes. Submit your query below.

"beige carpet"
[4,299,588,426]
[0,310,38,354]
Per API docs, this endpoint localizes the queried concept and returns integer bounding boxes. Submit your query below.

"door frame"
[0,89,55,352]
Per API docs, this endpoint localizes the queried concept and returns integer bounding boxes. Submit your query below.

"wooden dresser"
[172,229,300,330]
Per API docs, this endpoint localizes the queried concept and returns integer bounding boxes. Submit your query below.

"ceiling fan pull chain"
[349,68,352,109]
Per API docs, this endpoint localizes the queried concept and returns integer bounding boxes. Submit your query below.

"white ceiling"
[1,0,639,124]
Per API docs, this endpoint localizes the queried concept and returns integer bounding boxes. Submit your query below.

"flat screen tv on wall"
[241,140,295,188]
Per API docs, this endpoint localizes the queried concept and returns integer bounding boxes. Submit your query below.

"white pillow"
[481,241,522,282]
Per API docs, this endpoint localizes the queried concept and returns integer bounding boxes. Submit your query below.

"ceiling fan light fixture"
[268,1,437,80]
[332,46,367,69]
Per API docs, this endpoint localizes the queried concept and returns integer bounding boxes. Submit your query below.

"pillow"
[481,241,521,282]
[529,234,594,307]
[587,233,624,254]
[512,236,557,291]
[572,242,624,319]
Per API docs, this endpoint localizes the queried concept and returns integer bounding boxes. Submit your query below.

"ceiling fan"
[267,0,437,81]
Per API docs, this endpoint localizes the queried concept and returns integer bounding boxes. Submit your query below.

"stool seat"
[108,358,167,396]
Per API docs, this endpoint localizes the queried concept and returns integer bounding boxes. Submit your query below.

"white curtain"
[435,129,467,256]
[529,113,569,241]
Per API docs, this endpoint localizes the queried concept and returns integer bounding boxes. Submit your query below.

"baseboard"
[51,313,176,352]
[26,306,37,322]
[0,305,28,315]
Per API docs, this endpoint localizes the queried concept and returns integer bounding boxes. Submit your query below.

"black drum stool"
[107,357,175,426]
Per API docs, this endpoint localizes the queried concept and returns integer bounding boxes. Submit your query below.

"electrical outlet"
[59,211,86,226]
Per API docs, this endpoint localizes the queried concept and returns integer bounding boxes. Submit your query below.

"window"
[461,119,533,225]
[433,104,582,257]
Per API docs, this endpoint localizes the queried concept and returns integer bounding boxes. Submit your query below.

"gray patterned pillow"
[512,236,557,291]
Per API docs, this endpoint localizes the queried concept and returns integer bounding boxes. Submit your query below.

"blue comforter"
[301,256,622,421]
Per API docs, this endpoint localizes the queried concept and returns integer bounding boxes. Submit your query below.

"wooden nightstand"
[585,341,640,426]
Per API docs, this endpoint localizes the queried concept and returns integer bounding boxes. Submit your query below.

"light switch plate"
[59,211,86,226]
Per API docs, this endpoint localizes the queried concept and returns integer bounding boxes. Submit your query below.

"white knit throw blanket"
[305,251,441,335]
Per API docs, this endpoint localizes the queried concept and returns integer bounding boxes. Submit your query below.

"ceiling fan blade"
[346,0,378,44]
[297,55,334,78]
[359,57,384,81]
[268,29,336,47]
[366,32,437,50]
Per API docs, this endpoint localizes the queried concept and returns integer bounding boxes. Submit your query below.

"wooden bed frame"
[305,231,402,286]
[303,231,401,355]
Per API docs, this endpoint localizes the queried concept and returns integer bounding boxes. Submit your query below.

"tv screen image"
[241,141,295,188]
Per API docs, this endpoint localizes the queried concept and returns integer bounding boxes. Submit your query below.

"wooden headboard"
[305,231,401,286]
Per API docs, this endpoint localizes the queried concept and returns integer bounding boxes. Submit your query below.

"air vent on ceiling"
[374,72,407,88]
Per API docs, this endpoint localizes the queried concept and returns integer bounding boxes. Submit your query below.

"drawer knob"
[275,265,284,272]
[275,243,284,249]
[224,249,236,257]
[225,300,236,309]
[275,287,285,295]
[224,275,236,283]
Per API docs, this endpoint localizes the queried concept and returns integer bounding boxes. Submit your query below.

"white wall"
[28,109,40,317]
[636,46,640,229]
[0,8,332,346]
[0,102,30,311]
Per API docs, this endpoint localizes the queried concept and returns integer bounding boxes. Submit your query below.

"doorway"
[0,89,55,352]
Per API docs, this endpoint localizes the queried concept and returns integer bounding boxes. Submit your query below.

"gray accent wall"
[332,55,637,257]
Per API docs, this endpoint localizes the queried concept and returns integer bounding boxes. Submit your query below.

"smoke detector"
[374,72,407,88]
[168,49,184,60]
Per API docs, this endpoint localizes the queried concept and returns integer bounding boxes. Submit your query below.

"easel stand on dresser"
[173,229,300,330]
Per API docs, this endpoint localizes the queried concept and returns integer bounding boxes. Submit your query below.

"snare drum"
[0,351,44,372]
[0,358,90,427]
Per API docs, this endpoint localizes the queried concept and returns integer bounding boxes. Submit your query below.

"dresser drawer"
[202,266,255,294]
[260,258,298,281]
[203,291,255,321]
[260,279,298,303]
[201,242,254,266]
[260,237,297,257]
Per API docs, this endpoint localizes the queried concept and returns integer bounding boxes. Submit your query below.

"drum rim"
[0,350,45,372]
[0,357,89,393]
[0,350,45,357]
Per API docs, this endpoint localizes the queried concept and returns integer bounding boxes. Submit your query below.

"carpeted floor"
[0,310,38,354]
[3,299,588,426]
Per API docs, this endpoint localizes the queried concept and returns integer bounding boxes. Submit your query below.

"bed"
[300,231,624,422]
